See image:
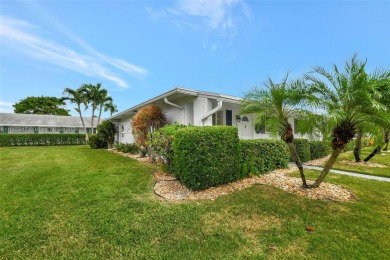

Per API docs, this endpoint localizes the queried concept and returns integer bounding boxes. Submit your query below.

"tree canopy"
[13,96,70,115]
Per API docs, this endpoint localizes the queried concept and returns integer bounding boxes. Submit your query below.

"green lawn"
[327,147,390,178]
[1,146,389,259]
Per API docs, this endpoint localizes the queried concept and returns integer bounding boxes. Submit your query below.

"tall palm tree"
[62,87,89,141]
[240,74,309,188]
[304,54,384,187]
[80,83,102,134]
[96,89,113,127]
[104,101,118,117]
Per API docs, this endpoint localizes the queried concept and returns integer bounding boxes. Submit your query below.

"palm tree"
[240,74,309,188]
[104,101,118,117]
[352,68,390,161]
[80,83,103,134]
[294,112,333,143]
[62,87,89,141]
[96,89,113,128]
[304,54,384,187]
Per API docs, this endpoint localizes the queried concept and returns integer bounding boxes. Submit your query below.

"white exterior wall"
[115,118,134,144]
[193,96,213,126]
[160,96,195,125]
[112,94,303,144]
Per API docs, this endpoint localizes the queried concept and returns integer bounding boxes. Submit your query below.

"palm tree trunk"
[364,146,381,162]
[353,129,362,162]
[77,104,89,142]
[96,105,103,133]
[287,141,308,188]
[313,148,342,188]
[91,109,95,135]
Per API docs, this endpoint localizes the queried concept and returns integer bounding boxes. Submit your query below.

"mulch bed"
[153,168,356,202]
[110,149,356,203]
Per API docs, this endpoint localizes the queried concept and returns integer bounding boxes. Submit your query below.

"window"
[226,110,232,126]
[241,116,249,122]
[212,111,224,125]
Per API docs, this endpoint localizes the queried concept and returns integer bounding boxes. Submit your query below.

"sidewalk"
[293,164,390,182]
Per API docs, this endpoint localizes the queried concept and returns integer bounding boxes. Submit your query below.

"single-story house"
[0,113,97,134]
[109,87,299,144]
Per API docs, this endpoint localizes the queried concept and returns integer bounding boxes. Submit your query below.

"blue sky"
[1,0,389,117]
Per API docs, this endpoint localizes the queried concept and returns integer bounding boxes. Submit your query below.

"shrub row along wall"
[240,139,290,176]
[309,141,330,160]
[293,139,311,162]
[294,139,331,161]
[173,126,241,190]
[0,134,86,146]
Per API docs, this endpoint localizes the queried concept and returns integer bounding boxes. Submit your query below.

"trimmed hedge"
[89,134,107,149]
[0,134,86,146]
[293,138,311,162]
[115,143,140,154]
[240,139,290,176]
[309,141,330,160]
[173,126,241,191]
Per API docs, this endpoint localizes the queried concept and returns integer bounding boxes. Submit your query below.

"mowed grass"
[1,146,389,259]
[327,147,390,178]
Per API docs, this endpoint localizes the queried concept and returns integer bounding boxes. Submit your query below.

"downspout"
[201,99,223,124]
[164,98,185,124]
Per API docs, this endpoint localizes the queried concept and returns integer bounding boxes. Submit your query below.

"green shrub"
[0,134,86,146]
[309,141,330,160]
[148,124,188,168]
[89,134,107,149]
[240,139,290,176]
[173,126,241,191]
[115,143,140,154]
[293,138,311,162]
[97,120,117,148]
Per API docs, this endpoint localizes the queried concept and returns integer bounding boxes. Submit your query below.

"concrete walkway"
[297,164,390,182]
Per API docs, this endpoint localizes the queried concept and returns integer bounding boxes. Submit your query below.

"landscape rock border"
[109,149,356,203]
[153,167,356,202]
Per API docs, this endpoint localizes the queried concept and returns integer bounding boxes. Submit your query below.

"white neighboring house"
[0,113,97,134]
[109,87,299,143]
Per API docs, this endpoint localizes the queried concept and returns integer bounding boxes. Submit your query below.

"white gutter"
[201,99,223,122]
[164,98,185,124]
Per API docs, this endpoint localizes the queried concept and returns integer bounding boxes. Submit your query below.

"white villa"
[110,87,298,144]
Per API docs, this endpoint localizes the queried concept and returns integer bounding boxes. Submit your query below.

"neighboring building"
[0,113,97,134]
[109,87,299,144]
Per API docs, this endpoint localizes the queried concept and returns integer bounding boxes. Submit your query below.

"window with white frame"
[212,111,224,126]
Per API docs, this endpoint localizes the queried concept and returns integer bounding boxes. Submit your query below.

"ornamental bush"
[293,138,311,162]
[173,126,241,190]
[0,134,86,146]
[115,143,140,154]
[89,134,107,149]
[147,124,188,168]
[97,120,117,148]
[240,139,290,176]
[309,141,330,160]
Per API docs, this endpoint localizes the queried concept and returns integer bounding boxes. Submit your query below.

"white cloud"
[175,0,240,30]
[170,0,250,33]
[148,0,250,51]
[0,100,14,113]
[0,16,148,88]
